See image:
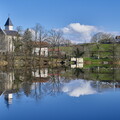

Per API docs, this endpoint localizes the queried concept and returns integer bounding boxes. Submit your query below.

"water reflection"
[0,66,120,108]
[62,80,96,97]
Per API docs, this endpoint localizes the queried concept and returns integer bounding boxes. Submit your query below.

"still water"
[0,66,120,120]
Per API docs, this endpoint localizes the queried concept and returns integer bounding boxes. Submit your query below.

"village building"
[0,17,50,57]
[0,17,19,53]
[115,36,120,43]
[31,41,49,57]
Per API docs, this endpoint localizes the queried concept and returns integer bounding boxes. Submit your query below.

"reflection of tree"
[22,82,32,97]
[48,75,62,96]
[1,66,120,104]
[73,68,84,78]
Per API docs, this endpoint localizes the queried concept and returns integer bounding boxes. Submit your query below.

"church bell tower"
[4,17,13,31]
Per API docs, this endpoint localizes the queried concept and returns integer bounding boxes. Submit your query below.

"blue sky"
[0,0,120,42]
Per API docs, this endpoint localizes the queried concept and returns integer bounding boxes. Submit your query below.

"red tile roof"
[30,41,49,47]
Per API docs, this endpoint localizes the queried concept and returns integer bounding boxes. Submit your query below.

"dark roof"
[4,17,13,26]
[4,30,18,36]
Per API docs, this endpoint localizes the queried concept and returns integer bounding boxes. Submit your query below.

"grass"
[84,57,112,62]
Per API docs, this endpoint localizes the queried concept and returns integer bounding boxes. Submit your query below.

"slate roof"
[4,17,13,26]
[4,30,18,36]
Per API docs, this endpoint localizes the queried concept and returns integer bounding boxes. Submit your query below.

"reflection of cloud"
[62,80,96,97]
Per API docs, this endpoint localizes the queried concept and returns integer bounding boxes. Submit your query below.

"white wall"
[33,47,48,57]
[5,26,13,31]
[7,36,15,52]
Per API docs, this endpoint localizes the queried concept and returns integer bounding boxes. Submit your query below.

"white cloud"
[62,80,97,97]
[60,23,101,43]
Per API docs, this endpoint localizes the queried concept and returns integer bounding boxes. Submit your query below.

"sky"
[0,0,120,43]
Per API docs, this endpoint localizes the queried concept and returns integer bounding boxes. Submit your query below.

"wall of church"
[0,30,7,52]
[7,36,16,52]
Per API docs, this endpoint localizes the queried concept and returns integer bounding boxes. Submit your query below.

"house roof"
[4,30,18,36]
[4,17,13,26]
[32,77,49,83]
[30,41,49,47]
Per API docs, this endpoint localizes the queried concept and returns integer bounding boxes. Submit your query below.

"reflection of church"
[0,68,50,107]
[0,71,15,106]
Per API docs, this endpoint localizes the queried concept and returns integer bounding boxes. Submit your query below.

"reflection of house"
[71,63,83,68]
[0,17,19,53]
[32,42,49,57]
[32,68,49,83]
[32,68,48,78]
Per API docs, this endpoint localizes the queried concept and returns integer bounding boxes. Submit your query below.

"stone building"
[0,17,18,53]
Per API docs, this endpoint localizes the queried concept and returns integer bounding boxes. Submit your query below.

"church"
[0,17,18,54]
[0,17,49,57]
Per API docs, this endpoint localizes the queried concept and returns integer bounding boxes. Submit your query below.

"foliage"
[22,29,33,54]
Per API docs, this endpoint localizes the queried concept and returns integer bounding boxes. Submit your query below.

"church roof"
[4,30,18,36]
[4,17,13,26]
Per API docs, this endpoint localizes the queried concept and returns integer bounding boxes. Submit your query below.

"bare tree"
[91,32,115,43]
[47,29,63,57]
[16,26,23,36]
[61,38,72,46]
[33,24,48,63]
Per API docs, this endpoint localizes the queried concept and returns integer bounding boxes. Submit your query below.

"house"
[115,36,120,43]
[0,17,19,53]
[31,41,49,57]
